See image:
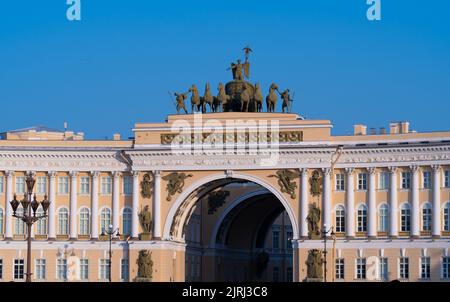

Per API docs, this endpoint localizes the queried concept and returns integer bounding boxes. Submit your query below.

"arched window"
[79,208,90,236]
[122,208,132,236]
[444,202,450,232]
[335,205,345,233]
[0,208,4,235]
[400,203,411,232]
[357,204,367,232]
[14,206,26,235]
[36,208,47,235]
[422,203,432,232]
[100,208,111,234]
[378,204,389,232]
[58,208,69,235]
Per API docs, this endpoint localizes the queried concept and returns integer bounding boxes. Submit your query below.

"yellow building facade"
[0,113,449,282]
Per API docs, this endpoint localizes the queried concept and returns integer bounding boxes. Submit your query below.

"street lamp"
[101,224,120,282]
[321,223,335,283]
[10,172,51,282]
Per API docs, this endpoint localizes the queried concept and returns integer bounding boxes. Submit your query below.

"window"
[101,177,112,194]
[80,259,89,280]
[335,206,345,233]
[123,176,133,195]
[422,203,432,232]
[272,267,279,282]
[357,173,367,190]
[443,257,450,279]
[401,172,411,189]
[335,174,345,191]
[379,257,388,281]
[0,259,3,279]
[35,259,46,280]
[58,208,69,235]
[121,259,129,281]
[57,259,67,280]
[79,208,90,236]
[80,177,90,194]
[379,172,389,190]
[0,176,4,193]
[36,176,47,194]
[357,204,367,233]
[99,259,110,280]
[16,176,25,194]
[122,208,132,236]
[101,208,111,234]
[399,257,409,279]
[14,207,26,235]
[400,204,411,232]
[14,259,24,280]
[58,176,69,194]
[423,171,431,189]
[356,258,366,279]
[378,204,389,232]
[286,267,293,282]
[272,230,280,249]
[336,258,345,280]
[420,257,430,279]
[36,208,47,235]
[286,230,293,250]
[0,208,3,235]
[444,203,450,232]
[445,171,449,188]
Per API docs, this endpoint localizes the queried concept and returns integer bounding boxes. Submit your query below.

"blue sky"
[0,0,449,139]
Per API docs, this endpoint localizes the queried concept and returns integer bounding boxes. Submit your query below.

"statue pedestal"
[135,277,152,282]
[304,278,323,282]
[139,233,152,241]
[308,234,321,240]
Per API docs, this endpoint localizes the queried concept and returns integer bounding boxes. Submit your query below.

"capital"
[322,168,332,176]
[48,171,58,178]
[5,171,15,178]
[345,167,355,175]
[112,171,121,178]
[153,170,161,177]
[69,171,79,178]
[367,167,376,175]
[132,171,140,178]
[388,166,398,174]
[409,165,420,173]
[299,168,308,175]
[225,170,234,178]
[90,171,100,178]
[431,165,441,173]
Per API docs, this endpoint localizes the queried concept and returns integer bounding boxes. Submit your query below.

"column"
[5,171,14,239]
[48,171,57,239]
[322,168,331,231]
[368,168,377,239]
[300,169,308,239]
[411,166,420,239]
[432,165,441,238]
[132,171,140,239]
[112,172,120,233]
[389,167,398,238]
[345,168,355,239]
[153,170,162,239]
[91,171,99,239]
[69,171,78,239]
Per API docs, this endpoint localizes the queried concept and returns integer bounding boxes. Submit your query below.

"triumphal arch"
[0,50,449,282]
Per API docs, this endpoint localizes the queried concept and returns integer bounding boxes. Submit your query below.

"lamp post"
[321,223,335,283]
[101,224,120,282]
[10,172,51,282]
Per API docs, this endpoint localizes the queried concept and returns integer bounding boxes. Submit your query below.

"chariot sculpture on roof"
[171,47,297,114]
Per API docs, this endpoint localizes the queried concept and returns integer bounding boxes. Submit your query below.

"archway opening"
[181,178,294,282]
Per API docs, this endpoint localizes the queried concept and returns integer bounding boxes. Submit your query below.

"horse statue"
[253,82,264,112]
[214,83,230,112]
[201,83,214,113]
[189,84,202,113]
[240,85,251,112]
[266,83,279,112]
